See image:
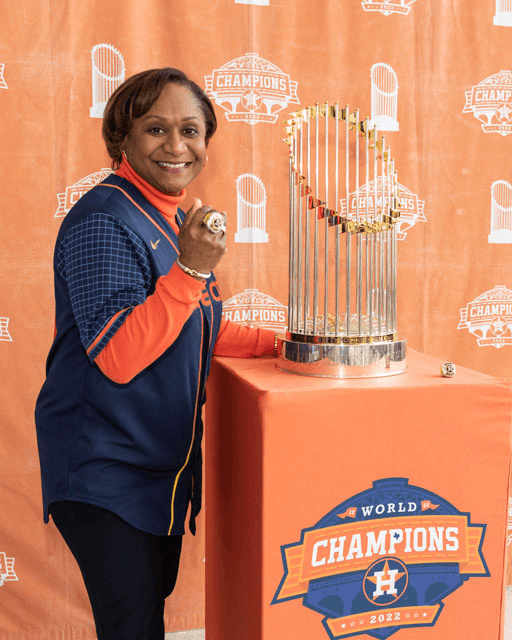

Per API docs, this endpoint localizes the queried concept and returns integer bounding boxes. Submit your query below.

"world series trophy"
[278,103,407,377]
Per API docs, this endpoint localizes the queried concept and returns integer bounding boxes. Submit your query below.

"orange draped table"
[205,349,512,640]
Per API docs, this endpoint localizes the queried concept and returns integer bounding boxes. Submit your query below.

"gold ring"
[202,210,225,234]
[440,362,456,377]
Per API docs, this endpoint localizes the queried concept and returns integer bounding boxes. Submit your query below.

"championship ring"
[441,362,456,377]
[202,210,226,234]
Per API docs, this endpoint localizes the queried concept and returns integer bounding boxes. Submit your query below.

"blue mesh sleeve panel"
[56,212,153,361]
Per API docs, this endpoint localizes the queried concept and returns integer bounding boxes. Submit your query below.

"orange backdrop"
[1,0,512,637]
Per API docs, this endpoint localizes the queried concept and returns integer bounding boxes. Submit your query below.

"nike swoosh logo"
[151,239,161,250]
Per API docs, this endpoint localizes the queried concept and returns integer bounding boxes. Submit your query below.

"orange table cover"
[205,348,512,640]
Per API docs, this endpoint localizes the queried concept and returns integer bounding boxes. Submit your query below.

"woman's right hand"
[178,198,227,275]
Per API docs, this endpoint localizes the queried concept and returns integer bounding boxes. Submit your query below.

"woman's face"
[123,82,208,194]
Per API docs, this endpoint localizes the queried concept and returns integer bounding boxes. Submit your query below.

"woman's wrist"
[175,258,211,281]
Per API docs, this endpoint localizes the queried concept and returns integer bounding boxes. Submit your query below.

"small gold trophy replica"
[278,103,407,377]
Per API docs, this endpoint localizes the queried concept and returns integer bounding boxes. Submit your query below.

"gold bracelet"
[273,333,279,357]
[176,258,211,281]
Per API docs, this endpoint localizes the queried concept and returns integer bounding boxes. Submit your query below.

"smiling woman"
[102,67,217,168]
[34,67,277,640]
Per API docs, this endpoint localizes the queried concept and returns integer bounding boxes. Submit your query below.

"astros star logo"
[241,88,263,111]
[363,557,408,606]
[491,318,506,336]
[497,103,512,123]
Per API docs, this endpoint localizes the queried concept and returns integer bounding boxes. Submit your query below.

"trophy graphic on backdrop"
[278,103,407,377]
[90,44,125,118]
[489,179,512,243]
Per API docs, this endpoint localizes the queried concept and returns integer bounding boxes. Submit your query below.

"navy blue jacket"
[35,174,222,536]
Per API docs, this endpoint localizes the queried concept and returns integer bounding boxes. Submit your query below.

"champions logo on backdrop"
[204,53,299,125]
[463,70,512,136]
[222,289,287,331]
[340,178,426,240]
[272,477,488,640]
[55,169,113,217]
[0,553,18,587]
[458,285,512,349]
[361,0,417,16]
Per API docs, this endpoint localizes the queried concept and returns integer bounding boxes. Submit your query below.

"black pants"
[50,501,183,640]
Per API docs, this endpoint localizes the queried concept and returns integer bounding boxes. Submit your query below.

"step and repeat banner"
[1,0,511,637]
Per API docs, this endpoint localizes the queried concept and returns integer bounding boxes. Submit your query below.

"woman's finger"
[181,198,203,229]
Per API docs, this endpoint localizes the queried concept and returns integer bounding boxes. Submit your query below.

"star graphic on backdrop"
[491,318,506,335]
[497,104,512,121]
[241,89,262,111]
[365,560,406,603]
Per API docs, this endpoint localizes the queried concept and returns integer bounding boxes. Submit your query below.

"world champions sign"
[205,52,299,125]
[272,478,488,639]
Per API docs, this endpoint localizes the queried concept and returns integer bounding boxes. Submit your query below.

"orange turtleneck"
[116,156,184,233]
[94,158,275,384]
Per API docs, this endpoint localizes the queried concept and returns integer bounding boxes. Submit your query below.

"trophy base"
[277,336,407,378]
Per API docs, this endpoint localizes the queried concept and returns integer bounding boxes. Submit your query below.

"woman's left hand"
[178,198,227,274]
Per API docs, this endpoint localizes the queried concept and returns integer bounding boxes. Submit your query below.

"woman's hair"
[102,68,218,168]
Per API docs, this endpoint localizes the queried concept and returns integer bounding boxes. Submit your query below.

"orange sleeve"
[95,262,204,384]
[213,319,276,358]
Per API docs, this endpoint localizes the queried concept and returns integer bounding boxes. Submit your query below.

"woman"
[35,68,277,640]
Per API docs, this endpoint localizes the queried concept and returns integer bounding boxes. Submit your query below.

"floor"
[165,586,512,639]
[166,631,204,640]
